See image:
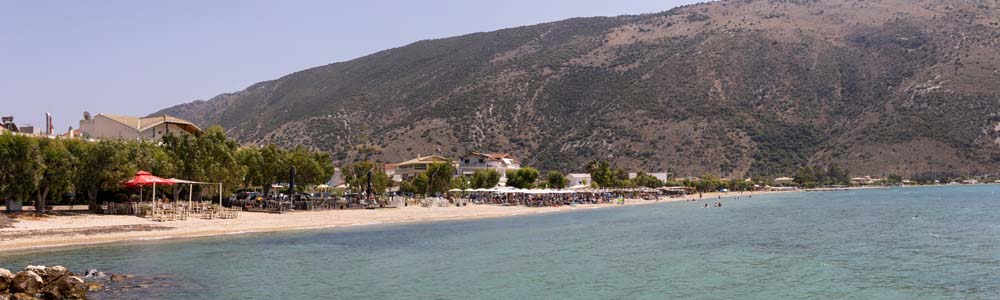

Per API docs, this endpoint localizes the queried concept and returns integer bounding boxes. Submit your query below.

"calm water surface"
[3,185,998,299]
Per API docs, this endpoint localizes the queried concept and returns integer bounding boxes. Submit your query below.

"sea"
[2,185,998,299]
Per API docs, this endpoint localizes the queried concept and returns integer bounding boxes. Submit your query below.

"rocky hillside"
[154,0,1000,178]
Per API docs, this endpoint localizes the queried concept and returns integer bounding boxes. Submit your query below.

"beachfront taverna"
[79,113,201,141]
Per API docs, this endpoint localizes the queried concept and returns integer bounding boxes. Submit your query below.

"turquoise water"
[2,185,998,299]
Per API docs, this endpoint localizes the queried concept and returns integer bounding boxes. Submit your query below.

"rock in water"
[9,271,43,295]
[85,282,103,292]
[39,275,87,300]
[109,274,127,282]
[82,269,103,279]
[22,266,46,279]
[0,268,14,291]
[39,266,69,284]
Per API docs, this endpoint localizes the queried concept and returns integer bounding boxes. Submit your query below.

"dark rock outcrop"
[9,271,42,295]
[1,266,93,300]
[0,268,13,291]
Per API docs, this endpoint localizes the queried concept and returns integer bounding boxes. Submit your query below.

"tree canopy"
[470,169,501,189]
[505,167,540,189]
[546,171,568,189]
[0,128,336,213]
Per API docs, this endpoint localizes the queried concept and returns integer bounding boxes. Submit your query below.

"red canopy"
[122,170,176,187]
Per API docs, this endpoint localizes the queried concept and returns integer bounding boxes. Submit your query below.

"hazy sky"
[1,0,699,131]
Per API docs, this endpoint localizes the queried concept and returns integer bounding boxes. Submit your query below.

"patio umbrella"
[123,171,175,214]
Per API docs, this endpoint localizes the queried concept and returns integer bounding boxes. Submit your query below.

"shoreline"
[0,189,817,253]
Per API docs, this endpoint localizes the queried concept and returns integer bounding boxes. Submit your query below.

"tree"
[826,163,850,186]
[342,160,391,194]
[506,167,540,189]
[235,146,265,188]
[35,139,76,215]
[127,141,174,177]
[586,160,614,188]
[425,163,456,196]
[163,127,244,199]
[886,174,903,185]
[632,172,664,188]
[794,166,820,188]
[258,144,288,196]
[196,126,245,197]
[696,174,723,192]
[546,171,569,189]
[286,146,326,186]
[0,133,42,206]
[450,176,470,190]
[470,169,501,189]
[400,173,429,196]
[66,140,130,211]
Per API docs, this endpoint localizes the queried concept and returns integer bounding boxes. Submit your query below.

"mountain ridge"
[154,0,1000,178]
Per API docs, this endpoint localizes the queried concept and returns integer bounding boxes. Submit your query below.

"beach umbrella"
[123,171,175,187]
[123,171,176,214]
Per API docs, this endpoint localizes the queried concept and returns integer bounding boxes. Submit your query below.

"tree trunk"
[87,188,99,212]
[172,185,181,203]
[35,188,49,215]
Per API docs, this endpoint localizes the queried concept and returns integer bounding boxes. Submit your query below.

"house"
[395,155,455,181]
[851,176,880,185]
[79,113,201,141]
[567,173,592,188]
[457,152,520,177]
[383,163,402,182]
[0,116,16,132]
[59,128,81,139]
[327,168,344,187]
[773,177,796,185]
[17,124,45,135]
[961,179,979,184]
[383,163,398,177]
[628,172,671,182]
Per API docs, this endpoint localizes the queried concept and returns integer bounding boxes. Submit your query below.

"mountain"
[153,0,1000,178]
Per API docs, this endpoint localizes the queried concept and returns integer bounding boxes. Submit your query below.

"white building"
[628,172,671,182]
[395,155,456,181]
[457,152,520,184]
[566,173,592,188]
[773,177,796,185]
[79,113,201,141]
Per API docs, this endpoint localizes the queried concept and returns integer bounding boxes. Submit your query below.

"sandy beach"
[1,190,783,252]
